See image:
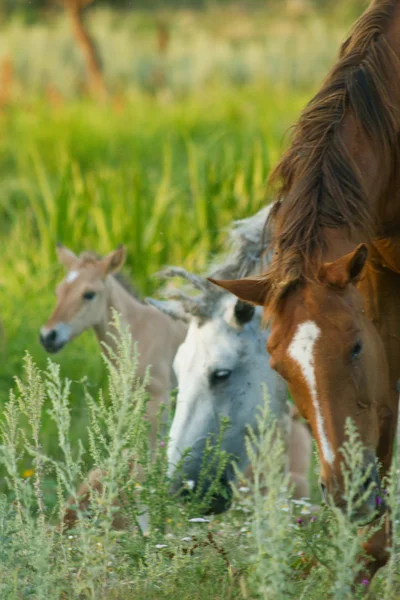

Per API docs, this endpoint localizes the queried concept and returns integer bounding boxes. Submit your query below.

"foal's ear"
[208,275,270,307]
[100,244,126,275]
[56,244,78,270]
[319,243,368,288]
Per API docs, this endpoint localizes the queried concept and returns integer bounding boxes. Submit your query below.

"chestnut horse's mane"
[265,0,400,311]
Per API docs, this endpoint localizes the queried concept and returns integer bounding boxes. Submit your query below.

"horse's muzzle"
[320,454,384,522]
[39,329,65,353]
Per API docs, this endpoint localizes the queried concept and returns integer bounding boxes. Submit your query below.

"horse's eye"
[83,291,96,301]
[210,369,232,385]
[351,340,362,359]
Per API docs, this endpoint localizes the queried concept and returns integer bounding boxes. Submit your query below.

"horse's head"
[40,244,126,353]
[161,291,287,513]
[211,244,391,520]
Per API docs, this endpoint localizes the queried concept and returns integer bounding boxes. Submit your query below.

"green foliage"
[1,338,400,598]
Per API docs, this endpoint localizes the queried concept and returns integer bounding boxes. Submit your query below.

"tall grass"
[0,324,399,598]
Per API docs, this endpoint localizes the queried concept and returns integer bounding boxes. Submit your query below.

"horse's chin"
[43,342,66,354]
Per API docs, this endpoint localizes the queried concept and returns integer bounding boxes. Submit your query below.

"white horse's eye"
[210,369,232,385]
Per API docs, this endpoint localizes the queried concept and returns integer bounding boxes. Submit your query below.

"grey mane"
[210,205,272,280]
[152,205,273,322]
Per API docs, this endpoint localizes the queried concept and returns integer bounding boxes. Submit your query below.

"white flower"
[181,537,192,542]
[189,517,210,523]
[185,480,195,491]
[238,486,250,493]
[155,544,168,549]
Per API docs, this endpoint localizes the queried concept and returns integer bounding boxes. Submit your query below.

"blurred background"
[0,0,366,466]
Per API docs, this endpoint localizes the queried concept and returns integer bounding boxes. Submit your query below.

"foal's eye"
[351,339,363,360]
[210,369,232,385]
[83,291,96,301]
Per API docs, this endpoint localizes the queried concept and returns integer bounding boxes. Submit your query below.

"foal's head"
[40,244,126,353]
[211,244,391,520]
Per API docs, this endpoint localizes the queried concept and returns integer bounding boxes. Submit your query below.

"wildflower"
[361,579,369,587]
[300,506,311,515]
[238,486,250,493]
[155,544,168,549]
[281,504,290,513]
[159,440,166,448]
[185,480,195,491]
[181,537,192,542]
[376,495,383,507]
[311,515,317,522]
[297,518,303,525]
[189,517,210,523]
[167,518,172,524]
[22,469,34,478]
[291,499,311,506]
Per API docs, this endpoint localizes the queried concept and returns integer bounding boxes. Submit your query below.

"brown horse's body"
[210,0,400,579]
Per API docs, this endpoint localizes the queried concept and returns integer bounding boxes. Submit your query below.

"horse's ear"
[101,245,126,275]
[319,243,368,288]
[56,244,78,270]
[208,275,270,307]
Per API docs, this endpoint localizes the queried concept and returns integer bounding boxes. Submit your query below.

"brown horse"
[210,0,400,578]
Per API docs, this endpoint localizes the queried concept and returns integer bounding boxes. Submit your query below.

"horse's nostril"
[48,330,57,342]
[319,481,327,499]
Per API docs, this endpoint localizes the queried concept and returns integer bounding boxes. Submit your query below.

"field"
[1,3,400,598]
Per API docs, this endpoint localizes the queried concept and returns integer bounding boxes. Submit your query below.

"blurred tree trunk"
[62,0,107,100]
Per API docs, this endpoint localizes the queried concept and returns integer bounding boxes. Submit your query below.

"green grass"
[0,82,312,453]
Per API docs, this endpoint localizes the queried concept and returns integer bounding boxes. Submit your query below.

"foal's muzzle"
[39,329,65,353]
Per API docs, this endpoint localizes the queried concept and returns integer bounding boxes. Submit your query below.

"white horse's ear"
[56,244,79,270]
[146,298,190,323]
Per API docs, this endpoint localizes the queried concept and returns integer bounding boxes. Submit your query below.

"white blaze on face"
[288,320,335,465]
[66,270,79,284]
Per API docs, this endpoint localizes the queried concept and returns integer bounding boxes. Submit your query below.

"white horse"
[149,206,312,512]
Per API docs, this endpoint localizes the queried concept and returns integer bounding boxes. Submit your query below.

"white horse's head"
[147,205,288,512]
[167,293,288,512]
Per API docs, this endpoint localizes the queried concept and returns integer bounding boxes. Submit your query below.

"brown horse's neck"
[94,276,186,399]
[93,276,186,363]
[93,276,142,346]
[338,2,400,230]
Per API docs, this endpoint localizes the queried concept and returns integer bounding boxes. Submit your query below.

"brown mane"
[265,0,400,312]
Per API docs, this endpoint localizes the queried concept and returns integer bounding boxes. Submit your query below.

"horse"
[40,245,187,530]
[40,244,187,422]
[149,207,312,513]
[209,0,400,578]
